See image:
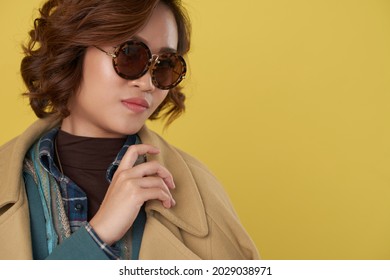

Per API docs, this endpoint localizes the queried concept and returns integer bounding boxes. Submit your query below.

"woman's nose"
[128,69,156,92]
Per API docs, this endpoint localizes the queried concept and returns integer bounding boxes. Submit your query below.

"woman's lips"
[121,98,150,113]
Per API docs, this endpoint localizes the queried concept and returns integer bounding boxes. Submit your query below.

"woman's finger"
[132,176,176,205]
[116,144,160,173]
[126,161,175,189]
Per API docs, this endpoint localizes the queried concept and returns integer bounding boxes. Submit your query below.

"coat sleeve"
[24,172,110,260]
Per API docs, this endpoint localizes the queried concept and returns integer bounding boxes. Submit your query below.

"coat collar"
[0,117,208,237]
[0,117,59,209]
[138,126,208,237]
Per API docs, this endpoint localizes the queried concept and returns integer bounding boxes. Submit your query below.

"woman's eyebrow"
[131,35,177,53]
[159,46,177,53]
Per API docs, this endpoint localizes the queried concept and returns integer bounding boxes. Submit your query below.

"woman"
[0,0,259,260]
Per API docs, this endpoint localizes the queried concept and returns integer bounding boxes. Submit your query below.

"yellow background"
[1,0,390,259]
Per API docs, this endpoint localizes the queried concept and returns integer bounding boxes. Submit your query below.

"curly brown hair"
[21,0,191,126]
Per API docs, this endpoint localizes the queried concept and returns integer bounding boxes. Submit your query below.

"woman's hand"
[89,144,176,245]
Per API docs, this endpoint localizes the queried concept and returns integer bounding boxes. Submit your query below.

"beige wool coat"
[0,117,259,259]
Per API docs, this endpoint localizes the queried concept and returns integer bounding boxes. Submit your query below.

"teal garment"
[24,172,49,260]
[24,172,109,260]
[24,172,145,260]
[26,140,70,255]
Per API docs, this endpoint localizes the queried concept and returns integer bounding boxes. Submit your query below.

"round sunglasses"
[95,40,187,90]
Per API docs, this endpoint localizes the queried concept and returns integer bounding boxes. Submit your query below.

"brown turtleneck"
[55,129,126,220]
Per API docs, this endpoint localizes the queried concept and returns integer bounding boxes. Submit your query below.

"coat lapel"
[0,117,59,259]
[0,116,59,210]
[139,216,202,259]
[139,126,208,238]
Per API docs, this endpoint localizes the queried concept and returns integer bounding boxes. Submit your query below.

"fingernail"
[163,201,170,208]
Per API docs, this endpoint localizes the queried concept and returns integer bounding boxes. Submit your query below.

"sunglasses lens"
[115,42,150,79]
[153,54,186,89]
[113,41,186,89]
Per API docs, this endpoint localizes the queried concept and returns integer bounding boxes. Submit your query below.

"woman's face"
[61,3,178,137]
